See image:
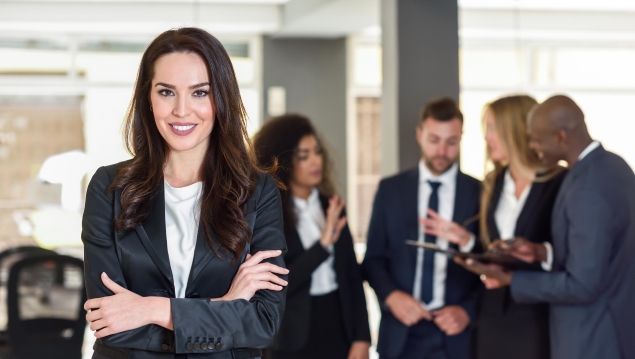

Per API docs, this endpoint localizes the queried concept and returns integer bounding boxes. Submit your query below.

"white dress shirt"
[412,161,475,310]
[293,188,339,296]
[542,140,600,271]
[164,180,202,298]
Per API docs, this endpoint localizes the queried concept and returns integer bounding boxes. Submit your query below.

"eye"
[158,89,174,97]
[193,90,209,98]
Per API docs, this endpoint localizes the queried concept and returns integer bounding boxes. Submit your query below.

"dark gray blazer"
[82,162,287,359]
[510,145,635,359]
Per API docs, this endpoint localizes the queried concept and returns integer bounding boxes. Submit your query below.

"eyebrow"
[155,82,210,89]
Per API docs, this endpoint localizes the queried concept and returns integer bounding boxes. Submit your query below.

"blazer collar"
[553,144,605,216]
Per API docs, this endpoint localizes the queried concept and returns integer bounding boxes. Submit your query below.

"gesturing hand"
[85,272,168,338]
[320,195,347,248]
[218,250,289,302]
[421,209,471,247]
[385,290,431,327]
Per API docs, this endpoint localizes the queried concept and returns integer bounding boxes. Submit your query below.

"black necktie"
[421,180,441,304]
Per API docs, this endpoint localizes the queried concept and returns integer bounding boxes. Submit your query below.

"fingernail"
[102,272,108,278]
[466,259,474,265]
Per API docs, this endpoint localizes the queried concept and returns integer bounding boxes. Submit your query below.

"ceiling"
[1,0,635,46]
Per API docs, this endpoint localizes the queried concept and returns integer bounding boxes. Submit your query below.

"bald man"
[459,95,635,359]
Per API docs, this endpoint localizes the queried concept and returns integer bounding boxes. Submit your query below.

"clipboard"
[405,240,540,271]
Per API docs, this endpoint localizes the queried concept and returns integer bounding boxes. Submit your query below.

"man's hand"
[421,209,472,247]
[454,257,512,289]
[490,237,546,263]
[385,290,431,326]
[431,306,470,336]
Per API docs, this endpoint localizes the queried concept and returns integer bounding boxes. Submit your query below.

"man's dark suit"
[362,166,481,359]
[268,194,371,354]
[511,145,635,359]
[82,162,287,359]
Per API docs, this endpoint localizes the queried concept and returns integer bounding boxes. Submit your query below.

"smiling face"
[527,112,563,168]
[150,52,215,157]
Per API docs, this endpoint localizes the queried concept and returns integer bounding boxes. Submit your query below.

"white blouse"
[494,170,532,240]
[293,188,338,296]
[164,180,202,298]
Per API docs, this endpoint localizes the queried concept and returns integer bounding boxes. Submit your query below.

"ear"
[556,129,568,146]
[416,125,423,144]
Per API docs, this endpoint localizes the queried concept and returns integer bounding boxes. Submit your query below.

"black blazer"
[477,167,567,359]
[82,161,287,359]
[362,166,481,359]
[270,194,371,352]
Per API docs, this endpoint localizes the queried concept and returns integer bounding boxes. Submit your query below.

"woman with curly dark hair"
[82,27,287,359]
[253,114,371,359]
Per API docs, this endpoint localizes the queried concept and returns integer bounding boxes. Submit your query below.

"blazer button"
[161,343,169,351]
[201,342,208,350]
[193,343,201,350]
[214,343,223,350]
[186,343,193,350]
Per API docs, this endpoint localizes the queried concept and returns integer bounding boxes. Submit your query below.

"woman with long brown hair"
[422,95,566,359]
[81,27,287,359]
[253,114,371,359]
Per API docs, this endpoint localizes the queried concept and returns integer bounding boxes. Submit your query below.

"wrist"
[536,244,547,263]
[148,297,171,327]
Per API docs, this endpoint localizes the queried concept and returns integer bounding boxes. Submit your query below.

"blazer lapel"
[401,168,420,267]
[185,223,220,288]
[136,184,174,286]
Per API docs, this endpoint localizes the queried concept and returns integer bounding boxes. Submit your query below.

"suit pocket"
[152,289,170,298]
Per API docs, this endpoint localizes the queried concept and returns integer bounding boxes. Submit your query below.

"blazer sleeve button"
[214,343,223,350]
[186,343,193,350]
[161,343,169,351]
[201,342,208,350]
[193,343,201,350]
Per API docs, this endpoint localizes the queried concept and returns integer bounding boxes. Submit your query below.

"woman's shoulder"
[248,171,281,208]
[89,159,132,188]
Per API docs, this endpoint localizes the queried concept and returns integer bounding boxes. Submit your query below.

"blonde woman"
[423,95,566,359]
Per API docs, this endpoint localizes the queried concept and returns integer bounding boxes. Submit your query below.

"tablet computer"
[405,240,540,271]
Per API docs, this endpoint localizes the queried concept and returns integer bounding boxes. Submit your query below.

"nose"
[436,143,448,157]
[172,95,190,118]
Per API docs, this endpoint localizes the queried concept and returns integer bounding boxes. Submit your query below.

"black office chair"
[6,254,86,359]
[0,246,56,344]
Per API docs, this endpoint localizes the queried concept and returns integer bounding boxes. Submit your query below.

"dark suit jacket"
[362,166,481,359]
[270,194,371,352]
[477,167,567,359]
[511,145,635,359]
[82,161,287,359]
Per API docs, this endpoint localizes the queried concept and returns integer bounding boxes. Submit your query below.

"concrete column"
[261,36,348,197]
[381,0,460,174]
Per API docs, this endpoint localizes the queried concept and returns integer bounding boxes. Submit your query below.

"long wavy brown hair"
[109,27,261,262]
[252,114,336,227]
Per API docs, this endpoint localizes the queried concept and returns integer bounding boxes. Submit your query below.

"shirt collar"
[418,159,458,186]
[578,141,600,161]
[293,187,320,211]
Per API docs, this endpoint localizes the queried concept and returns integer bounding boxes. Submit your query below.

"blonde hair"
[479,95,540,246]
